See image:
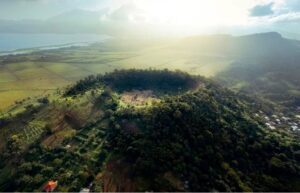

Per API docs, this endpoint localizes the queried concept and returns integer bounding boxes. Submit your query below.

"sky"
[0,0,299,37]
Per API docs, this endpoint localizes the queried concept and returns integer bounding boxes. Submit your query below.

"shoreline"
[0,41,104,56]
[0,33,111,56]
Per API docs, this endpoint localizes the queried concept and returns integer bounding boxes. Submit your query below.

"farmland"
[0,40,232,110]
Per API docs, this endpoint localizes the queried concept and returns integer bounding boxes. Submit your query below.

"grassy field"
[0,41,232,110]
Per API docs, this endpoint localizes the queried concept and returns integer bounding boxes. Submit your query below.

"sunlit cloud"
[0,0,299,37]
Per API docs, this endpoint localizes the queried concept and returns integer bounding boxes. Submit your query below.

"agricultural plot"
[4,62,38,72]
[0,70,17,83]
[42,128,76,149]
[71,124,105,161]
[14,67,56,80]
[113,49,232,76]
[20,121,46,145]
[43,62,92,80]
[0,90,47,110]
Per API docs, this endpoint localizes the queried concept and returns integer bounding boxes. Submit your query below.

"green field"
[0,42,232,110]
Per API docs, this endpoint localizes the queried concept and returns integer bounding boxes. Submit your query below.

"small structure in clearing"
[120,90,159,106]
[43,180,58,192]
[80,188,90,193]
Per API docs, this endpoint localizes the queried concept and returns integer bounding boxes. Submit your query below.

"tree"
[5,135,22,163]
[173,110,182,119]
[38,97,49,105]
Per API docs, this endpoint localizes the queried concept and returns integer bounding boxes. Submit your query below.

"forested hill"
[174,32,300,109]
[0,69,299,192]
[104,78,300,191]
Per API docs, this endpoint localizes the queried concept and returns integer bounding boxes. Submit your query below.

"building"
[80,188,90,193]
[44,180,58,192]
[291,126,299,131]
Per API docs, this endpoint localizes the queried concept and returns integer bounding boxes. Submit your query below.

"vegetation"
[0,69,299,192]
[65,69,201,96]
[104,82,300,191]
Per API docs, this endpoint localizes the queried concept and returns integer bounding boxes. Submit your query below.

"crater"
[102,69,201,95]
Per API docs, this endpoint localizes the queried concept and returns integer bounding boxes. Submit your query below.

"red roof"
[44,180,58,192]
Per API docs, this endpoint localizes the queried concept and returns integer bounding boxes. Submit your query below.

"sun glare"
[133,0,250,30]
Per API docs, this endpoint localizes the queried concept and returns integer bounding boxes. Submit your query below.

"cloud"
[249,1,300,25]
[283,0,300,12]
[104,3,145,23]
[108,4,136,21]
[250,3,274,17]
[270,12,300,23]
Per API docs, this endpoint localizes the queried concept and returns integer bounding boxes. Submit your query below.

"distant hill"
[174,32,300,110]
[47,9,107,24]
[0,9,106,34]
[177,32,298,58]
[0,8,138,35]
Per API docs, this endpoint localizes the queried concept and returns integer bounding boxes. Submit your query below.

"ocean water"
[0,33,110,52]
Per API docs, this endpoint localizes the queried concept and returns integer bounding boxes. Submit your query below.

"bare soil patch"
[120,90,160,106]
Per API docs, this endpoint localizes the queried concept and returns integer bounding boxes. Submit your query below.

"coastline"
[0,33,111,56]
[0,41,103,56]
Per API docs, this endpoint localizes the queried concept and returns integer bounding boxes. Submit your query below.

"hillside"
[0,69,299,192]
[177,32,298,57]
[174,32,300,110]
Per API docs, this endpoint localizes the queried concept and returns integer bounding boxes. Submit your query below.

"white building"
[80,188,90,193]
[291,126,299,131]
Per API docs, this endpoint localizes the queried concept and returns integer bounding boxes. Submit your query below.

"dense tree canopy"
[1,69,299,192]
[65,69,201,96]
[104,83,300,191]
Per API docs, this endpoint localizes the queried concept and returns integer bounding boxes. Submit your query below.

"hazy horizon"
[0,0,300,39]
